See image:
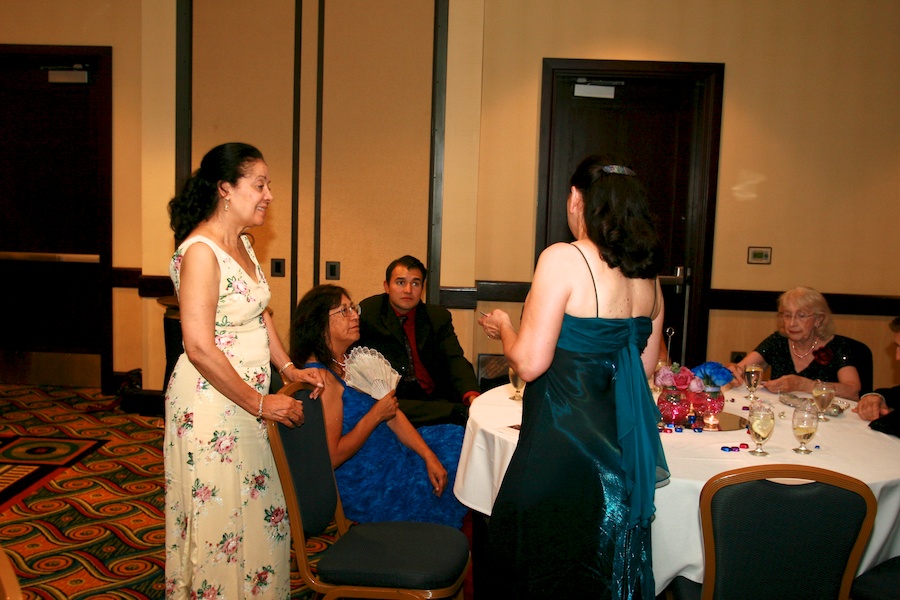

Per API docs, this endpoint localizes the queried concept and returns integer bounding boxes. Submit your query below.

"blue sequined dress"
[484,315,669,599]
[304,362,468,528]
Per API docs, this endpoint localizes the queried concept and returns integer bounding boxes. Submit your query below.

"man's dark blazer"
[356,293,479,426]
[875,385,900,411]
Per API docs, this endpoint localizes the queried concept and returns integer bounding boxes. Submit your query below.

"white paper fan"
[342,346,401,399]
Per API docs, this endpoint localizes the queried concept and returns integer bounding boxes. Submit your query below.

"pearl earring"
[224,197,230,212]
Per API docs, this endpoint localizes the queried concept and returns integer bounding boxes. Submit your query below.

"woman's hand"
[371,390,399,423]
[262,393,304,427]
[286,367,325,399]
[423,454,448,496]
[762,374,807,394]
[726,363,745,385]
[479,309,511,341]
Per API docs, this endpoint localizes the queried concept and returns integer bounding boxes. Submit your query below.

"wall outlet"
[270,258,285,277]
[730,351,746,363]
[325,261,340,280]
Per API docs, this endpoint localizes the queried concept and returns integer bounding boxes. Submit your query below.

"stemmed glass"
[744,364,764,401]
[748,402,775,456]
[792,402,819,454]
[811,380,835,422]
[508,367,525,401]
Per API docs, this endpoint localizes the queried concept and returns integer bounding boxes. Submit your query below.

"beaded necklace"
[790,337,819,359]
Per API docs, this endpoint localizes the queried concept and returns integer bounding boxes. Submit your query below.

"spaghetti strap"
[570,243,599,318]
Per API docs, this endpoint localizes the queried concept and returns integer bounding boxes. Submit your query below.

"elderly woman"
[289,284,468,528]
[728,286,862,400]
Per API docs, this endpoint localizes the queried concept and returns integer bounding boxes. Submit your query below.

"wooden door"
[0,45,113,390]
[537,59,724,367]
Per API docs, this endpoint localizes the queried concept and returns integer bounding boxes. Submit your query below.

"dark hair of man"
[290,284,350,366]
[569,154,663,279]
[168,142,264,243]
[384,255,428,283]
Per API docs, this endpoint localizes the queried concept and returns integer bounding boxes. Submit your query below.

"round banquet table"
[453,382,900,595]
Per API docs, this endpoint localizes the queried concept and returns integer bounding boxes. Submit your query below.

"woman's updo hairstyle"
[168,142,264,243]
[570,154,663,279]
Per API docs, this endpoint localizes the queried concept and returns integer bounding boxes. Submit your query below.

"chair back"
[699,464,876,600]
[477,353,509,392]
[842,336,873,395]
[267,382,340,537]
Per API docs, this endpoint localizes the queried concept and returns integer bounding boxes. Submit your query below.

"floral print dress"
[164,235,290,599]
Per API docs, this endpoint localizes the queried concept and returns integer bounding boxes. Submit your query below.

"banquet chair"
[668,464,877,600]
[842,336,873,396]
[268,381,470,600]
[850,555,900,600]
[0,542,23,600]
[477,353,509,392]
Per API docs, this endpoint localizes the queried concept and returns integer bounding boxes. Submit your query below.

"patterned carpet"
[0,384,325,599]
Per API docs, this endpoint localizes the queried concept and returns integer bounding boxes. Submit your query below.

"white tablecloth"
[453,383,900,595]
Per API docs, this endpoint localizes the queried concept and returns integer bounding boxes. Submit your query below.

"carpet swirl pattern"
[0,384,324,599]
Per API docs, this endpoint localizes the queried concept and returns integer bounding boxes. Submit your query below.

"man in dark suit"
[357,255,479,427]
[855,317,900,420]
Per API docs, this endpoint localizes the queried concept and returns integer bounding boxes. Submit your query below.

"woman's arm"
[385,413,448,496]
[727,351,768,386]
[480,244,571,381]
[640,288,664,377]
[763,366,861,400]
[320,373,398,468]
[262,310,324,397]
[178,243,303,427]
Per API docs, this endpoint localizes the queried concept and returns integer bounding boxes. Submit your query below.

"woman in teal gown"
[479,156,670,599]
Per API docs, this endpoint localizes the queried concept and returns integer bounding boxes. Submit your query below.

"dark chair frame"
[693,464,877,600]
[268,381,470,600]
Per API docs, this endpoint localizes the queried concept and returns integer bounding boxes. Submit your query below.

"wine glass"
[811,380,835,422]
[747,402,775,456]
[744,364,764,401]
[508,367,525,401]
[792,402,818,454]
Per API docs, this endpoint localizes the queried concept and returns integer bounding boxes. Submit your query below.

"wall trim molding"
[438,282,900,317]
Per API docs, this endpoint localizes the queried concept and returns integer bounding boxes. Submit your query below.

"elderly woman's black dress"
[484,314,669,599]
[755,333,856,380]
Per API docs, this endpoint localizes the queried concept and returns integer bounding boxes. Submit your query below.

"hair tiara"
[601,165,636,176]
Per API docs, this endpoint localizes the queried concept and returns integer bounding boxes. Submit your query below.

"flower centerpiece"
[688,361,734,430]
[653,363,703,425]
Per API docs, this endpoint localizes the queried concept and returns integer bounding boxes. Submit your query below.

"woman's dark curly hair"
[570,155,663,279]
[168,142,264,243]
[290,284,350,367]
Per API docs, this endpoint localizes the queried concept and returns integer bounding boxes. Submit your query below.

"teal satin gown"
[484,315,669,599]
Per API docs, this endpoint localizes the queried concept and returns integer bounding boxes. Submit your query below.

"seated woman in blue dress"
[728,286,862,400]
[289,284,467,528]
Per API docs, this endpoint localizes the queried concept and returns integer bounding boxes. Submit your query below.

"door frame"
[536,58,724,366]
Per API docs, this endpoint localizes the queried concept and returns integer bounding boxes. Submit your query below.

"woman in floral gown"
[164,143,322,599]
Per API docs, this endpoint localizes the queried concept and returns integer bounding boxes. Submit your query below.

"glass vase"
[657,389,688,425]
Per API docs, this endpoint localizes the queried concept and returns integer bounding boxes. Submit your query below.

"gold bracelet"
[279,361,294,376]
[257,394,264,419]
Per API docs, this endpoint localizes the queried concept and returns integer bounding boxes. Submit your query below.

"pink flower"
[268,506,285,525]
[687,377,705,393]
[194,485,213,502]
[654,366,676,388]
[672,367,694,390]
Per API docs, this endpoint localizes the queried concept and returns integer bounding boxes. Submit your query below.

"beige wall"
[447,0,900,387]
[5,0,898,391]
[0,0,172,386]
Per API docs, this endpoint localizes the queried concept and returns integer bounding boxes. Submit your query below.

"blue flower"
[691,361,733,387]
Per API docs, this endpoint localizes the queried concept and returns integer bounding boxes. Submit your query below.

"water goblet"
[744,364,764,401]
[811,380,835,422]
[508,367,525,401]
[792,402,818,454]
[747,402,775,456]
